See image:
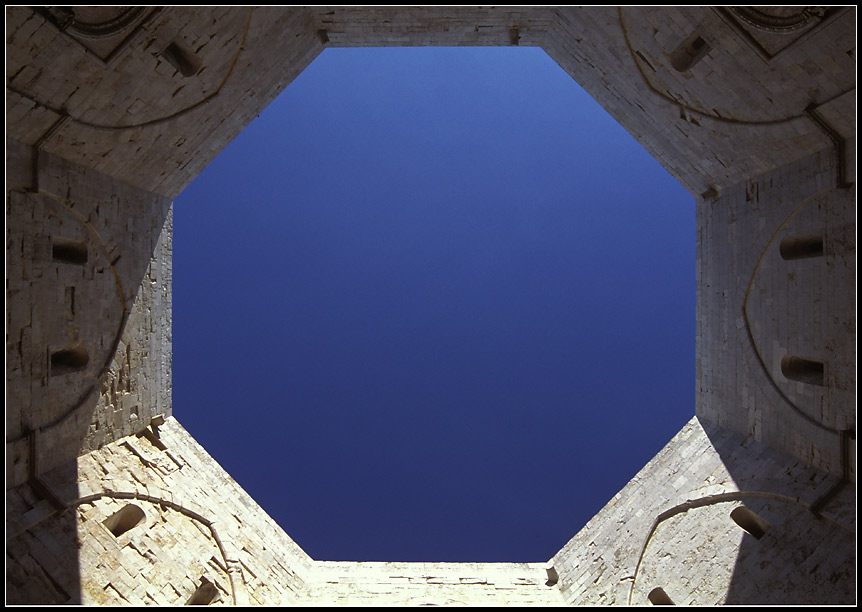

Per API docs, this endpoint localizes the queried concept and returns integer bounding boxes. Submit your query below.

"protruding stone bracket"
[700,186,719,201]
[669,33,710,72]
[648,586,675,605]
[150,413,166,437]
[160,39,203,78]
[544,565,559,587]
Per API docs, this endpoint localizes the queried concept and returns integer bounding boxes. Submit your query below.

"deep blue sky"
[173,46,694,563]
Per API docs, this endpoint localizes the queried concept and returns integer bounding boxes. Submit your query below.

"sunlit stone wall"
[549,417,855,605]
[7,418,312,605]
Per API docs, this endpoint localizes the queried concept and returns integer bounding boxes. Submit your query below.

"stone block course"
[5,5,855,606]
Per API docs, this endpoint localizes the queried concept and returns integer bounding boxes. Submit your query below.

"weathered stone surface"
[5,6,855,606]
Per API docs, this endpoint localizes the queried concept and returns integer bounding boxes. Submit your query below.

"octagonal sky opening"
[173,46,695,563]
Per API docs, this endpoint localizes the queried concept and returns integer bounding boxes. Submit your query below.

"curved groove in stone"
[729,7,823,33]
[7,8,254,132]
[741,190,838,434]
[615,7,843,127]
[65,7,149,40]
[5,193,129,443]
[627,490,851,605]
[71,491,237,604]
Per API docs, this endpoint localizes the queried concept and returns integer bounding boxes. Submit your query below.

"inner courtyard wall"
[6,7,855,202]
[5,6,323,199]
[549,416,854,605]
[300,561,563,606]
[6,142,173,487]
[696,148,856,479]
[5,6,856,606]
[7,417,314,605]
[534,7,854,197]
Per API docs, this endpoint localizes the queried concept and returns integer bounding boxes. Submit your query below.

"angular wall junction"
[6,6,855,605]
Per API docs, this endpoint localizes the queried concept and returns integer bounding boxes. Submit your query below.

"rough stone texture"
[302,560,563,606]
[6,6,322,199]
[5,6,856,606]
[6,417,562,606]
[7,418,312,606]
[541,6,855,198]
[309,6,556,48]
[549,417,855,605]
[6,144,172,487]
[696,148,856,478]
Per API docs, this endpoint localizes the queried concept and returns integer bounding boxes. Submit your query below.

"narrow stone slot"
[103,504,146,537]
[161,40,202,77]
[50,344,89,376]
[65,286,76,316]
[52,237,88,265]
[670,34,710,72]
[648,587,675,605]
[730,506,771,540]
[636,49,657,72]
[779,232,824,260]
[780,355,825,386]
[185,577,219,605]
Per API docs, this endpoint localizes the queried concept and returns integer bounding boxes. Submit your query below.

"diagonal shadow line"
[5,191,129,444]
[626,489,854,605]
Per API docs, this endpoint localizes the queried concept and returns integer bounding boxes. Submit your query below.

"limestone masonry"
[5,6,856,605]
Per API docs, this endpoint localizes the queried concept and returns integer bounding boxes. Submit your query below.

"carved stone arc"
[5,6,856,606]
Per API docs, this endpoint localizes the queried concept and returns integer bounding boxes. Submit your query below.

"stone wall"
[8,6,854,201]
[7,417,313,605]
[696,148,856,478]
[542,7,855,198]
[550,416,855,605]
[6,144,172,487]
[5,6,322,199]
[5,6,856,606]
[303,561,563,606]
[7,416,567,606]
